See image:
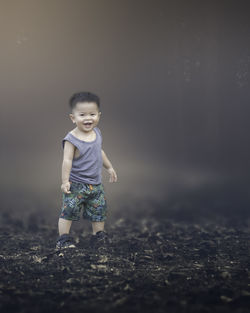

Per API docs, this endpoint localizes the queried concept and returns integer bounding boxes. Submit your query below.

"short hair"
[69,92,100,111]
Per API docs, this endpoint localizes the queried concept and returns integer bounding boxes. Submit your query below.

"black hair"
[69,92,100,111]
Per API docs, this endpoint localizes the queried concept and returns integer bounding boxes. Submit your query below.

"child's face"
[69,102,101,133]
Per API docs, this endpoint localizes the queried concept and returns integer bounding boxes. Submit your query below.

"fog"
[0,0,249,223]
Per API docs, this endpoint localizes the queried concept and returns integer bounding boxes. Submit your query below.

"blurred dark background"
[0,0,250,227]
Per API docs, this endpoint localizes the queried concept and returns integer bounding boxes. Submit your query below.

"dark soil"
[1,210,250,313]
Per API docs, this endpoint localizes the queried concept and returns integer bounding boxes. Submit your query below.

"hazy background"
[1,0,250,225]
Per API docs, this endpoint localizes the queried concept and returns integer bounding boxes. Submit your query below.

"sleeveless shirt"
[62,127,103,185]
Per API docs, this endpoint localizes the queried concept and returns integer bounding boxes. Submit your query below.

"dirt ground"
[0,207,250,313]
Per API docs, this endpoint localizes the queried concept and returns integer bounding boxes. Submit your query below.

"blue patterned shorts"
[59,181,108,222]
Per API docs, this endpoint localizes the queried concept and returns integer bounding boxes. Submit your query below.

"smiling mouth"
[84,123,93,127]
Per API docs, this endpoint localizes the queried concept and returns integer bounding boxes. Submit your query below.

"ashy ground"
[0,208,250,313]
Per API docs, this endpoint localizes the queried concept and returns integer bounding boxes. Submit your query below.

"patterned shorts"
[59,181,108,222]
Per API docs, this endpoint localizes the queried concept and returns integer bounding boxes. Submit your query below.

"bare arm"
[101,149,113,170]
[61,141,75,193]
[102,149,118,182]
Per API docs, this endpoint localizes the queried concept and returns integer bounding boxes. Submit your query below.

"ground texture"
[0,210,250,313]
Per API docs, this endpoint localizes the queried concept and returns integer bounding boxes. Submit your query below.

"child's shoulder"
[65,128,82,139]
[95,126,103,138]
[94,126,101,133]
[68,128,77,135]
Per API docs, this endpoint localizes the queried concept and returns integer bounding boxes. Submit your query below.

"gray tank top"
[62,127,103,185]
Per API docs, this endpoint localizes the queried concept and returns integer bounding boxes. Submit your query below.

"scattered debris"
[0,215,250,313]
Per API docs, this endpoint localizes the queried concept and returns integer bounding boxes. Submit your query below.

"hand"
[61,181,71,194]
[107,167,118,183]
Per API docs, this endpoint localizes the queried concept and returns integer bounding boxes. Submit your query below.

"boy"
[56,92,117,250]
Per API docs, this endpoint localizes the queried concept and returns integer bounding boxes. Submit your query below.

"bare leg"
[58,218,72,236]
[91,221,105,235]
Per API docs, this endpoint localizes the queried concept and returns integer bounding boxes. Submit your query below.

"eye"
[91,114,96,116]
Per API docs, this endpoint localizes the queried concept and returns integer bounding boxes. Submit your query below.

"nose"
[84,114,93,119]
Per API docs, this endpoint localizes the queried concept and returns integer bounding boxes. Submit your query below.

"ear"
[69,114,75,123]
